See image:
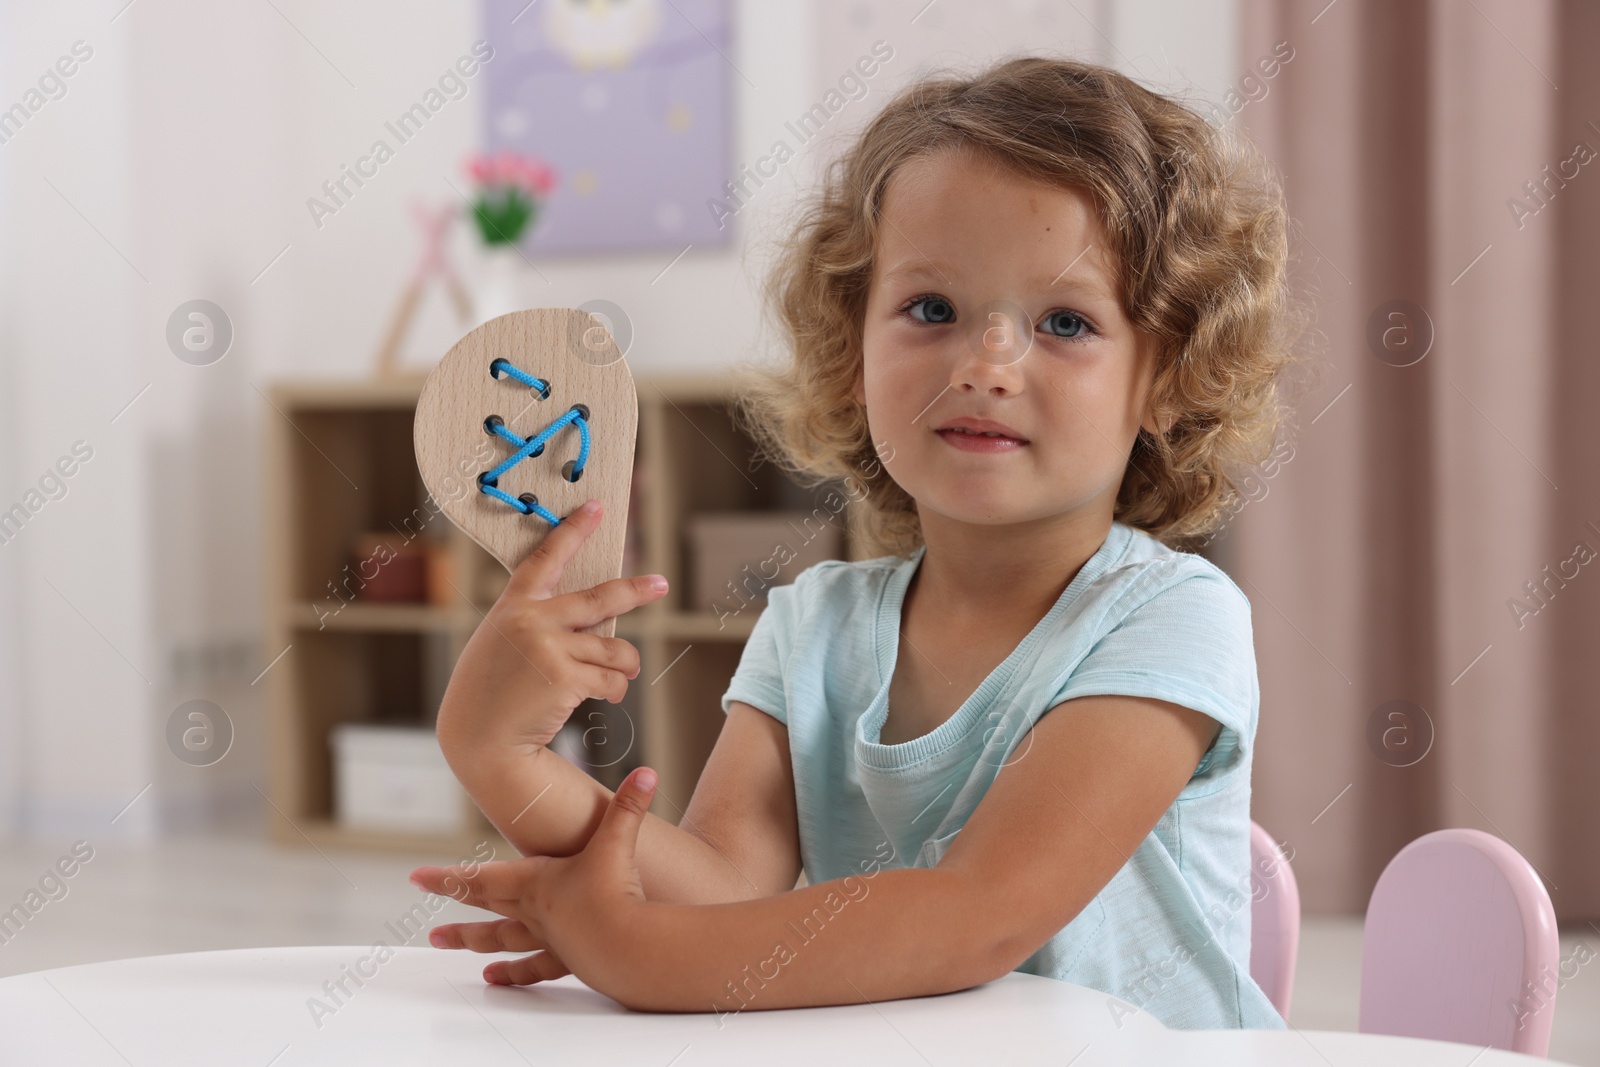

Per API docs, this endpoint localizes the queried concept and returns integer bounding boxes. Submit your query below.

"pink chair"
[1359,828,1560,1057]
[1248,819,1301,1022]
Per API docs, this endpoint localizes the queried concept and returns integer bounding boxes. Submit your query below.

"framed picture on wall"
[482,0,734,254]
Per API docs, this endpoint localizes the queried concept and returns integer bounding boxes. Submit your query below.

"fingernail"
[635,767,657,792]
[582,499,600,515]
[648,575,667,591]
[409,872,427,889]
[428,929,445,947]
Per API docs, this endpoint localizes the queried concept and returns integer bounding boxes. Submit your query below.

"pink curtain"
[1227,0,1599,918]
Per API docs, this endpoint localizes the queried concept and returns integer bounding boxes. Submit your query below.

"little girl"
[412,55,1303,1031]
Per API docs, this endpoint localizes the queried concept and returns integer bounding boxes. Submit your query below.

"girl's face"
[854,147,1164,531]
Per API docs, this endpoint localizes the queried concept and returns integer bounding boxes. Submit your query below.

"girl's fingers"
[411,865,488,907]
[410,857,548,910]
[568,633,642,677]
[557,574,669,631]
[504,499,603,601]
[577,663,631,705]
[485,949,573,987]
[430,918,544,954]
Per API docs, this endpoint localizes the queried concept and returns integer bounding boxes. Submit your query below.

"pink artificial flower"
[463,150,558,199]
[523,158,556,195]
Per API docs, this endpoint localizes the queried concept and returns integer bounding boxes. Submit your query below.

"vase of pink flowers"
[464,150,557,323]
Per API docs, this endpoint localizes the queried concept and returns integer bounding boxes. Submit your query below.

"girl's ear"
[1137,335,1173,438]
[1140,403,1175,438]
[1139,379,1177,438]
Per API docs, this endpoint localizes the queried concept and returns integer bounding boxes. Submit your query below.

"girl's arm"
[456,701,801,906]
[566,692,1220,1011]
[436,500,799,909]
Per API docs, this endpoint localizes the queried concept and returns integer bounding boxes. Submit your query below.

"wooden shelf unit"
[264,373,864,854]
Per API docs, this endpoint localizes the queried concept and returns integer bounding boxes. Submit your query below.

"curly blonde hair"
[730,54,1310,557]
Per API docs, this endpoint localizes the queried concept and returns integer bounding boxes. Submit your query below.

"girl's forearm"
[588,867,1009,1013]
[448,744,771,906]
[444,740,603,858]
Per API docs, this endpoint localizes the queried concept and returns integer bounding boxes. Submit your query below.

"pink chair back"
[1359,828,1560,1056]
[1248,819,1300,1021]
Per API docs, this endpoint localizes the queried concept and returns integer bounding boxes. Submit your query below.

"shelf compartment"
[266,374,839,854]
[651,397,854,616]
[661,610,759,641]
[643,639,745,816]
[262,816,508,860]
[276,629,454,825]
[291,602,466,632]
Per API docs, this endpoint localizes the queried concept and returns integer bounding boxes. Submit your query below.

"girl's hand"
[435,498,668,760]
[410,766,659,989]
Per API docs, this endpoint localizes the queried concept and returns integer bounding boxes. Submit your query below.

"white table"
[0,946,1571,1065]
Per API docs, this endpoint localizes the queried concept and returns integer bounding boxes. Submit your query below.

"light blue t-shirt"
[719,520,1286,1030]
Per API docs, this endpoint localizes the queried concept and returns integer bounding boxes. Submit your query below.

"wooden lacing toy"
[414,308,637,638]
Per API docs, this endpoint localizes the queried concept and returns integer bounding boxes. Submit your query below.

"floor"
[0,834,1595,1064]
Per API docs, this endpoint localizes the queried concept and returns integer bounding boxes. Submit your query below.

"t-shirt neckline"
[860,521,1134,767]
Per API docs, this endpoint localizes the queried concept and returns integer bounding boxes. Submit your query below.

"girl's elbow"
[938,920,1032,989]
[603,979,680,1013]
[939,875,1035,986]
[926,942,1019,995]
[982,924,1052,983]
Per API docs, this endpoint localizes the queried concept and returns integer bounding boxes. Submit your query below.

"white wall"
[808,0,1240,151]
[0,0,818,841]
[0,0,1237,840]
[1,2,152,838]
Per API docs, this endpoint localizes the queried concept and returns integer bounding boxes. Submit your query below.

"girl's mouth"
[936,428,1028,453]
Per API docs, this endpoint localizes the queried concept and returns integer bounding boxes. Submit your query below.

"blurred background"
[0,0,1596,1059]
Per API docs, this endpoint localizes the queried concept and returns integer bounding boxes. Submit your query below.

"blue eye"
[903,296,956,324]
[1040,310,1093,339]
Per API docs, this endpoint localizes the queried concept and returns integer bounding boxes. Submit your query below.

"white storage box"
[330,724,470,834]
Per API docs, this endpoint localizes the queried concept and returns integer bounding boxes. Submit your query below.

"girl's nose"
[952,304,1031,394]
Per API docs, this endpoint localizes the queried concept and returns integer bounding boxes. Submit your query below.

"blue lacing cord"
[478,358,591,526]
[489,357,551,397]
